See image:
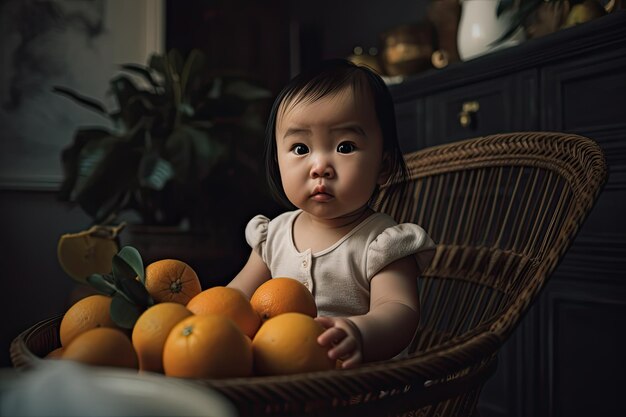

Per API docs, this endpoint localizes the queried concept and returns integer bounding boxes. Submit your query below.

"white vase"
[457,0,526,61]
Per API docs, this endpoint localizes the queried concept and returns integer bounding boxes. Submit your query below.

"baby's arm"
[316,254,420,368]
[227,250,272,299]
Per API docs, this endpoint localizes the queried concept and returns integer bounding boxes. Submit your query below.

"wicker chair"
[11,132,607,417]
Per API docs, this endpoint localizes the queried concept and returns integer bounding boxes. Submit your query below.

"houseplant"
[495,0,608,42]
[55,49,274,234]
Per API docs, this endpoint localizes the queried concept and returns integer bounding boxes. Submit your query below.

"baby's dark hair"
[264,58,408,209]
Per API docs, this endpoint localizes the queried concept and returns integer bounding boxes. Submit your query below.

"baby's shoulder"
[245,210,298,247]
[365,214,436,277]
[367,214,431,250]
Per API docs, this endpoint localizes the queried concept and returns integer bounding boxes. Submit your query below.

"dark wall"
[166,0,429,92]
[289,0,428,62]
[166,0,292,94]
[0,191,91,367]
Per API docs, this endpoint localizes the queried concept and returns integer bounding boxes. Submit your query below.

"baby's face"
[275,86,387,221]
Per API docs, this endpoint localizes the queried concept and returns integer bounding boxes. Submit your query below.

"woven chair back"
[377,132,607,354]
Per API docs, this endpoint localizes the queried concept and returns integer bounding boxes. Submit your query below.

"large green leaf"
[180,49,208,99]
[119,277,153,308]
[116,246,145,283]
[120,63,161,89]
[52,86,109,116]
[163,128,192,181]
[493,0,544,44]
[166,126,226,181]
[167,49,184,79]
[110,293,144,329]
[496,0,515,15]
[164,50,184,106]
[70,135,119,203]
[59,128,111,202]
[113,254,137,281]
[110,75,146,129]
[148,53,166,75]
[72,121,145,221]
[138,152,175,190]
[148,53,170,98]
[86,274,117,296]
[74,142,140,222]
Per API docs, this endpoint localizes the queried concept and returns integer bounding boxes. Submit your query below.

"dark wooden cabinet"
[390,12,626,417]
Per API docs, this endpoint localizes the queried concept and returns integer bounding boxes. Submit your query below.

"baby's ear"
[377,153,391,185]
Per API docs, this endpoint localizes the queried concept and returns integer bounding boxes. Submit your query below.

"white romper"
[245,209,436,318]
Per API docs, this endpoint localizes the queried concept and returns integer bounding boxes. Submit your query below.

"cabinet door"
[538,51,626,417]
[424,70,538,146]
[394,99,426,154]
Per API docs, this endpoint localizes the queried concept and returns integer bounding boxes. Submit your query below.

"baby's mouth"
[311,185,334,202]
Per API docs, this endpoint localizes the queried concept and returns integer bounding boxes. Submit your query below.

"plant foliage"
[495,0,596,44]
[87,245,151,329]
[56,49,272,230]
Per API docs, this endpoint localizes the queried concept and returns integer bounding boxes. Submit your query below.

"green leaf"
[110,293,144,329]
[138,153,175,190]
[492,0,543,45]
[115,246,145,283]
[496,0,515,16]
[86,274,117,296]
[113,255,137,281]
[59,128,111,202]
[70,134,117,201]
[110,75,147,128]
[73,139,141,222]
[119,277,154,308]
[166,126,227,181]
[180,49,207,98]
[167,49,184,78]
[148,53,167,76]
[120,63,161,89]
[52,86,109,116]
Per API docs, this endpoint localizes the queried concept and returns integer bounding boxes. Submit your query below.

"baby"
[229,59,435,368]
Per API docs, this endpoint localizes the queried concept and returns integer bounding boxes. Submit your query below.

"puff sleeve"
[366,223,436,279]
[245,215,270,262]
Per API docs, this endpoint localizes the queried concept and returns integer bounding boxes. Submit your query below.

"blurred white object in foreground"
[0,361,237,417]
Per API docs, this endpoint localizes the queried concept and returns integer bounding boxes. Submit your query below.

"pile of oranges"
[50,259,334,379]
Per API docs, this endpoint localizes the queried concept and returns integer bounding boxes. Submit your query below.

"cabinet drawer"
[542,52,626,133]
[424,71,537,146]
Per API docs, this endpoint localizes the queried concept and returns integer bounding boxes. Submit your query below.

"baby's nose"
[310,158,335,179]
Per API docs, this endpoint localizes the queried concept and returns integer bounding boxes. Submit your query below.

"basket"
[11,314,501,417]
[11,132,607,417]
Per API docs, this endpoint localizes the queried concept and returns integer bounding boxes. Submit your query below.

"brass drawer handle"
[459,101,480,128]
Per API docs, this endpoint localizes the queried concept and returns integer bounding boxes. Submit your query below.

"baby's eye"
[291,144,309,155]
[337,142,356,154]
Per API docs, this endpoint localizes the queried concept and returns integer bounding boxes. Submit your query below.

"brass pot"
[379,22,435,77]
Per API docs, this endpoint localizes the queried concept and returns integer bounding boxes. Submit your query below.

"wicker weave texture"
[11,132,607,417]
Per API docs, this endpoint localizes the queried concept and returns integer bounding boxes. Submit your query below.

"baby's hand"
[315,316,363,369]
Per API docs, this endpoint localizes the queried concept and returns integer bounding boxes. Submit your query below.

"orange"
[45,346,65,359]
[250,277,317,322]
[131,302,193,373]
[59,294,118,346]
[252,312,334,376]
[162,314,252,378]
[186,286,260,338]
[62,327,138,369]
[144,259,202,305]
